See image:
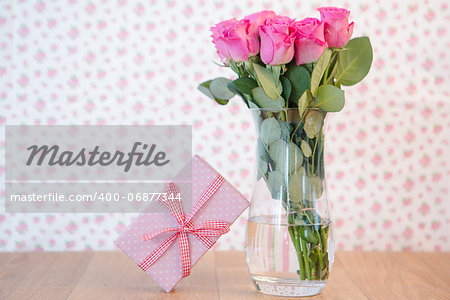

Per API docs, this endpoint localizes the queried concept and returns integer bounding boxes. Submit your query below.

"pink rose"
[318,7,354,48]
[292,18,327,65]
[259,16,296,65]
[244,10,277,28]
[211,18,259,63]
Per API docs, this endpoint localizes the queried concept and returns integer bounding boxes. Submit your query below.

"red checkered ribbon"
[137,174,228,278]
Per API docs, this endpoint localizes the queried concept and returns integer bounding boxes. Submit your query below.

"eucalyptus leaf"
[268,170,283,199]
[288,141,304,174]
[288,172,324,204]
[269,139,287,171]
[298,89,313,119]
[252,87,285,109]
[280,76,292,102]
[278,120,292,141]
[227,81,249,107]
[304,176,324,201]
[257,159,268,180]
[285,63,311,105]
[288,171,304,205]
[198,79,230,105]
[301,140,312,157]
[232,77,258,95]
[209,77,236,100]
[251,110,262,130]
[335,37,373,86]
[304,110,324,139]
[260,117,281,145]
[314,84,345,112]
[303,63,314,74]
[257,139,271,163]
[310,49,332,97]
[198,80,214,98]
[269,139,303,174]
[253,64,282,100]
[249,101,260,109]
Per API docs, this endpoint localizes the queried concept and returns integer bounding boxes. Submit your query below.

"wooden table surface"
[0,251,449,299]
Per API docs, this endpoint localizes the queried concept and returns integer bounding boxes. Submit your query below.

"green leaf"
[209,77,235,100]
[293,211,306,224]
[310,49,332,97]
[248,101,260,109]
[232,77,258,95]
[314,85,345,112]
[198,80,214,98]
[269,139,303,175]
[257,139,271,163]
[285,63,310,106]
[269,139,287,171]
[253,64,282,100]
[267,170,283,199]
[335,37,373,86]
[287,141,303,174]
[306,176,323,201]
[252,87,285,109]
[288,171,303,205]
[300,140,312,157]
[257,159,268,180]
[270,65,282,85]
[227,81,250,107]
[300,227,319,244]
[260,117,281,145]
[198,79,229,105]
[326,53,339,85]
[280,76,292,102]
[303,63,314,74]
[288,172,323,204]
[298,89,313,119]
[278,120,291,141]
[303,110,324,139]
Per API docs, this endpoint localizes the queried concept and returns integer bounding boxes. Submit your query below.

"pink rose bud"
[244,10,277,28]
[259,16,296,66]
[244,10,277,41]
[292,18,327,65]
[318,7,354,48]
[210,18,259,64]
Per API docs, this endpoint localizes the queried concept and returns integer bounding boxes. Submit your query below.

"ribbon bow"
[138,174,229,278]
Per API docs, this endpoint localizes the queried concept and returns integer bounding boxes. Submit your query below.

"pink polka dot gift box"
[114,155,249,292]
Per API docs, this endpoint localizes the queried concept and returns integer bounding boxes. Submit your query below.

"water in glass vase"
[246,215,334,297]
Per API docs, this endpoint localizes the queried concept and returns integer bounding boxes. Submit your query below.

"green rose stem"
[317,234,325,277]
[311,136,319,176]
[321,228,328,253]
[288,224,305,280]
[293,128,330,281]
[290,121,303,143]
[322,50,337,85]
[300,238,311,279]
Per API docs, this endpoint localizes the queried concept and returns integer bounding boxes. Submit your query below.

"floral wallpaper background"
[0,0,449,252]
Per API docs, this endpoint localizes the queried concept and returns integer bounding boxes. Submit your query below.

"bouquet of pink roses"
[199,7,372,110]
[199,8,372,282]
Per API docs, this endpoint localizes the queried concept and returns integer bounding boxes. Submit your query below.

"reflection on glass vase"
[245,108,334,297]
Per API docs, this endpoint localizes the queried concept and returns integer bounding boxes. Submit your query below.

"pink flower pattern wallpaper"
[0,0,449,251]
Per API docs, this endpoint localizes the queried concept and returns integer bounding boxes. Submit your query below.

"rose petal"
[259,27,275,65]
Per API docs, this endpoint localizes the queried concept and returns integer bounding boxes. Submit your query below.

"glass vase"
[245,108,334,297]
